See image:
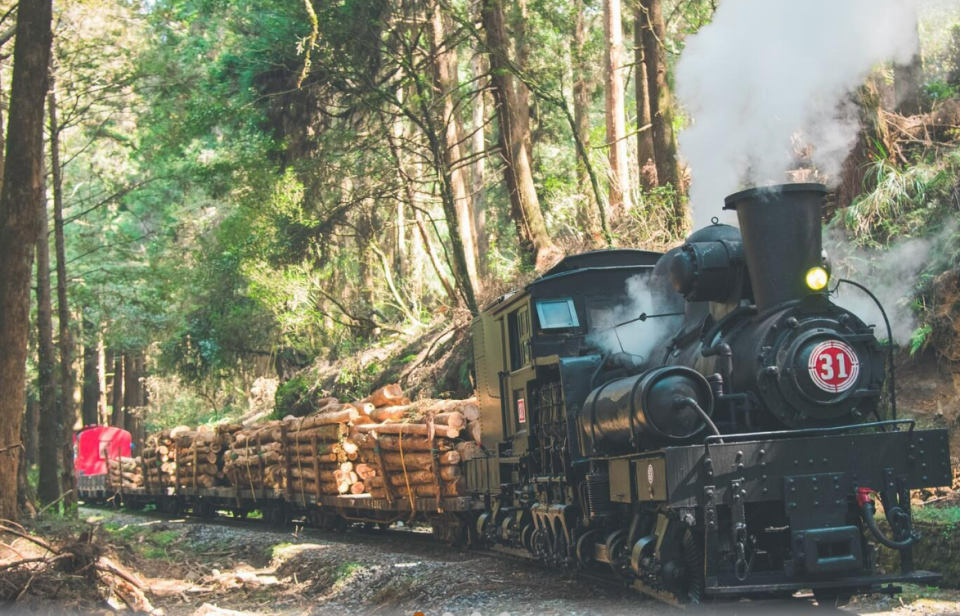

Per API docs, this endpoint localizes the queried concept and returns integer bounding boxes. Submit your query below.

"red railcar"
[75,425,132,503]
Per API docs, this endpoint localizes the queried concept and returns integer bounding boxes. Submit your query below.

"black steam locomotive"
[467,183,951,605]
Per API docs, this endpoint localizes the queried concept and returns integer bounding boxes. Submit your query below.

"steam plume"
[677,0,922,227]
[826,222,957,344]
[588,274,683,363]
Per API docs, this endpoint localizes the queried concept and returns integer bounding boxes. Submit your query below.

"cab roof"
[480,249,664,315]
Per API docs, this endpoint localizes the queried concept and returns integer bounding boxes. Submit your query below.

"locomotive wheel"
[576,529,601,569]
[531,527,549,558]
[520,524,535,555]
[604,529,628,578]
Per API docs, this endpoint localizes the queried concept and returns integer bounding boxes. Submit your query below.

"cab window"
[536,298,579,331]
[508,306,532,370]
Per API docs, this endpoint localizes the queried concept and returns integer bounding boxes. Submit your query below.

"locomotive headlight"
[806,266,829,291]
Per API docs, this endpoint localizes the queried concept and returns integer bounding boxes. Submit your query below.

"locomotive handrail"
[833,278,898,420]
[702,419,916,445]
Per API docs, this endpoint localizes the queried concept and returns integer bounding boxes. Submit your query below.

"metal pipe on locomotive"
[468,183,951,605]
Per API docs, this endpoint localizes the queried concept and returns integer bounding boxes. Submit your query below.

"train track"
[88,505,842,613]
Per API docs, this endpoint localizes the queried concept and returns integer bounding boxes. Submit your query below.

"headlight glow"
[806,266,829,291]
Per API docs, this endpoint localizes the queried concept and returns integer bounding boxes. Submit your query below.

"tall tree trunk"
[482,0,560,271]
[429,0,481,294]
[123,352,139,437]
[25,394,39,466]
[471,50,490,275]
[18,416,36,518]
[356,208,376,318]
[36,178,61,507]
[894,9,923,117]
[573,0,603,246]
[633,3,657,189]
[0,0,54,521]
[98,335,108,423]
[111,352,124,428]
[48,72,76,513]
[514,0,534,164]
[383,112,460,307]
[135,353,147,444]
[640,0,684,231]
[602,0,633,214]
[81,312,100,426]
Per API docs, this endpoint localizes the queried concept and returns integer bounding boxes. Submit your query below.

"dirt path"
[63,508,960,616]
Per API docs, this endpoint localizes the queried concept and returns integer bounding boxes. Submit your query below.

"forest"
[1,0,960,582]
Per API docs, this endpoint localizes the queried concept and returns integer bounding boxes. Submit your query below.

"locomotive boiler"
[467,183,951,605]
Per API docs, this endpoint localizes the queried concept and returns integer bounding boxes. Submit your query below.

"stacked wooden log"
[142,428,179,489]
[350,393,482,502]
[174,426,235,490]
[108,456,144,490]
[145,384,484,503]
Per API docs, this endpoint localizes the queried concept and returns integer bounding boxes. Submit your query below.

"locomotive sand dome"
[79,183,953,608]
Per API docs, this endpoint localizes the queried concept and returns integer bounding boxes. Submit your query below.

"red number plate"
[807,340,860,393]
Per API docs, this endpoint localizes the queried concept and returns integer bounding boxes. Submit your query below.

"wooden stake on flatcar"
[281,422,292,503]
[312,434,321,504]
[426,414,443,513]
[373,433,394,505]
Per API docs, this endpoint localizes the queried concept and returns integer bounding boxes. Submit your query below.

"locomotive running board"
[704,569,940,596]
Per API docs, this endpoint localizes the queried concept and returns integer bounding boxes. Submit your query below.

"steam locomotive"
[466,183,950,605]
[80,183,951,607]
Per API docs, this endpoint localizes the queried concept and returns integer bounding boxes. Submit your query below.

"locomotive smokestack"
[723,183,827,313]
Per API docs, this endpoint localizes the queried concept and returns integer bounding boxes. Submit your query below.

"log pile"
[142,424,242,491]
[145,384,485,504]
[108,457,144,490]
[142,428,179,490]
[351,394,482,502]
[173,425,236,490]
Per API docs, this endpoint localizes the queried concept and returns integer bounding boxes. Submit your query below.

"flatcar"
[81,183,952,608]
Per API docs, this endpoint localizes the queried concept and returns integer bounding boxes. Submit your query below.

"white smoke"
[825,223,956,345]
[677,0,923,227]
[588,274,683,364]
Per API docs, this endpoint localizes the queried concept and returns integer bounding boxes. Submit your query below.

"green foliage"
[911,325,933,355]
[842,149,960,247]
[274,374,317,418]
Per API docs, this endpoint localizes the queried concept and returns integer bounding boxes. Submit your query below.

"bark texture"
[428,1,480,293]
[482,0,560,271]
[894,10,923,117]
[572,0,603,246]
[49,74,77,512]
[81,315,101,426]
[602,0,633,213]
[111,352,124,428]
[37,182,61,506]
[0,0,54,520]
[640,0,685,230]
[633,4,656,189]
